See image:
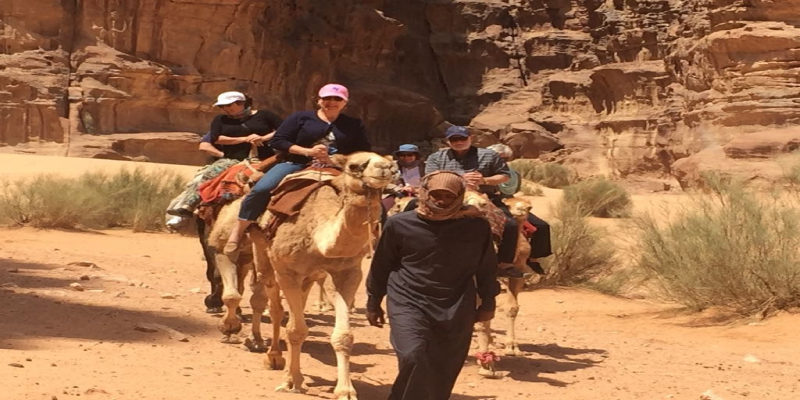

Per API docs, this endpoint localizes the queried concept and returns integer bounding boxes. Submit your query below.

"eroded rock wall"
[1,0,798,183]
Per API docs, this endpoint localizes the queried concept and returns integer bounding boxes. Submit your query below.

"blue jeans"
[238,161,305,221]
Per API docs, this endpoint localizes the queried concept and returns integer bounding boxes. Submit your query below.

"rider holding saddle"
[425,125,551,278]
[224,83,371,255]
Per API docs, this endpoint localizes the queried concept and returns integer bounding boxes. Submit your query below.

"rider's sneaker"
[166,216,184,231]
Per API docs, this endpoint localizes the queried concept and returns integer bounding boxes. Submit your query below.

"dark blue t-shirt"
[270,110,371,164]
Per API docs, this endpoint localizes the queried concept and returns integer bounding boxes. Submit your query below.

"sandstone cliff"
[1,0,798,187]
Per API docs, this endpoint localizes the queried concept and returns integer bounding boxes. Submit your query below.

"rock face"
[1,0,799,186]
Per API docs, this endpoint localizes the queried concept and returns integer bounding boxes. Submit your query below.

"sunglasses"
[396,153,417,157]
[218,101,244,108]
[321,96,345,102]
[447,136,469,143]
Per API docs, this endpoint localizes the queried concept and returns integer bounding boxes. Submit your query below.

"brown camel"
[211,152,394,400]
[474,196,531,377]
[204,197,274,349]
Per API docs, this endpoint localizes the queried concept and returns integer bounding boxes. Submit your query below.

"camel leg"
[215,252,243,342]
[246,272,267,353]
[248,231,285,363]
[475,318,498,378]
[313,274,334,313]
[264,279,285,370]
[274,272,309,394]
[197,217,223,313]
[504,277,524,356]
[327,268,361,400]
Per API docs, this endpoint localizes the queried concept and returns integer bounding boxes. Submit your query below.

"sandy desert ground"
[1,154,799,400]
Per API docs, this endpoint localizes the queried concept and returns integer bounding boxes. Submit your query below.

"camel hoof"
[478,367,501,379]
[334,389,358,400]
[265,354,286,370]
[218,318,242,336]
[204,294,223,310]
[275,383,302,393]
[244,338,266,353]
[504,347,522,357]
[220,335,242,344]
[206,306,223,314]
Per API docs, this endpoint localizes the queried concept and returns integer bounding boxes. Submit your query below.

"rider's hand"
[306,144,328,159]
[475,308,495,323]
[251,134,268,146]
[366,307,385,328]
[463,171,484,189]
[244,134,261,144]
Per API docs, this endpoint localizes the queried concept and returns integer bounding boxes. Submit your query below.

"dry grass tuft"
[0,168,185,231]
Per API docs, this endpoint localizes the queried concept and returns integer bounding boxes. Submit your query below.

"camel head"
[330,152,395,193]
[463,189,490,207]
[502,197,532,220]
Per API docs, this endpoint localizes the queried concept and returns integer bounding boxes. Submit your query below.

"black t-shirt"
[209,110,283,160]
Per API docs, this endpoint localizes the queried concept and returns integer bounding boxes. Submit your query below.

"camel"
[474,196,531,377]
[209,152,394,400]
[389,192,533,377]
[203,197,270,348]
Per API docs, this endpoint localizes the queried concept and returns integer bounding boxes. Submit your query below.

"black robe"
[366,211,499,400]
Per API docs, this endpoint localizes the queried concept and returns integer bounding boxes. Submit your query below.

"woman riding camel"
[224,83,371,254]
[166,91,282,221]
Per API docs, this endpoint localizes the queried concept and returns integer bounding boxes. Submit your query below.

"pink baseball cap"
[318,83,349,101]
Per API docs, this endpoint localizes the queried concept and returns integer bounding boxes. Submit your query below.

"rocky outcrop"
[1,0,798,186]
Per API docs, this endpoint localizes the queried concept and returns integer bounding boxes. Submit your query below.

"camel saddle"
[261,166,342,239]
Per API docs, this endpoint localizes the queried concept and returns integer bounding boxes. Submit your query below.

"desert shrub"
[535,201,616,286]
[0,168,185,231]
[562,178,632,218]
[635,177,800,316]
[519,182,544,196]
[509,159,572,188]
[785,162,800,187]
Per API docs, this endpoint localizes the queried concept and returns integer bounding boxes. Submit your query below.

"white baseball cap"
[213,91,246,106]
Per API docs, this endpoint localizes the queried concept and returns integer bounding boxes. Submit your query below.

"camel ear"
[329,154,347,169]
[348,159,370,175]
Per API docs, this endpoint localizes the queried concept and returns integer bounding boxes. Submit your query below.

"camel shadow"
[302,339,376,373]
[0,258,208,350]
[486,342,607,385]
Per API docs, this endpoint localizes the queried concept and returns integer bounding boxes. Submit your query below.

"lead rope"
[365,188,379,257]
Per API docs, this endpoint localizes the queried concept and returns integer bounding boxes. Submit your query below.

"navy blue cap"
[444,125,470,138]
[394,144,420,154]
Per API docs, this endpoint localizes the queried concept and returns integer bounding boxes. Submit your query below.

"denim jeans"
[238,161,305,221]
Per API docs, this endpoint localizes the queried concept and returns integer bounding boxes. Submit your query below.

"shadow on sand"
[0,258,209,350]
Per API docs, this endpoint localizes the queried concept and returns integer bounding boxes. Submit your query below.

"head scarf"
[416,171,467,221]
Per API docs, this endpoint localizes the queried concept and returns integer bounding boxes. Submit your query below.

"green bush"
[635,178,800,316]
[535,201,616,286]
[0,168,185,231]
[562,178,632,218]
[509,159,572,188]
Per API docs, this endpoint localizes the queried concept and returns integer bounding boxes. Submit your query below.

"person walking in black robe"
[366,171,499,400]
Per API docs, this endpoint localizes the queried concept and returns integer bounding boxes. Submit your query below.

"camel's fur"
[209,152,394,400]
